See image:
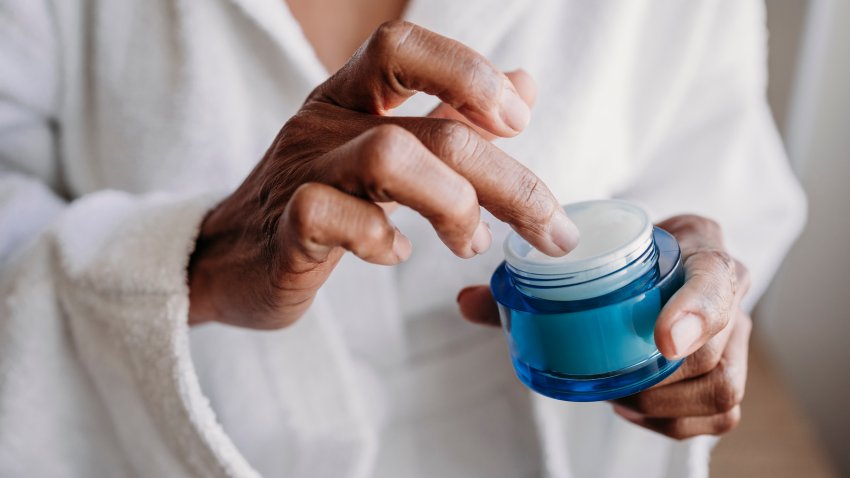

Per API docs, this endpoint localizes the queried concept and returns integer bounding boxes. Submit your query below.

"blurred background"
[711,1,850,476]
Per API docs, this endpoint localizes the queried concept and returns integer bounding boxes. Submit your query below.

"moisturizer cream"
[490,199,685,401]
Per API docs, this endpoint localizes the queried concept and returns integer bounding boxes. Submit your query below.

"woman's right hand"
[187,21,580,329]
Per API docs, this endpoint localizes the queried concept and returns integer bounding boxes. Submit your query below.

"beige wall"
[761,0,850,475]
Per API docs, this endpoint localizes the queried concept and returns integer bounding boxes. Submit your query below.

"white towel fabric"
[0,0,805,477]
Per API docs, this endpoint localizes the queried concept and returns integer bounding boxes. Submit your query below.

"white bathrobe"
[0,0,805,477]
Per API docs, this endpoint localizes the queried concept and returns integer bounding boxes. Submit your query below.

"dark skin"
[189,6,753,440]
[460,216,753,439]
[189,23,578,329]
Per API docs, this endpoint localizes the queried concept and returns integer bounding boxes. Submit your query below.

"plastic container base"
[511,354,683,402]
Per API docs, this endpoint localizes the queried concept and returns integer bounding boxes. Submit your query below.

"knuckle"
[460,56,501,107]
[429,187,479,240]
[651,419,693,441]
[714,407,742,435]
[735,260,753,295]
[287,183,329,237]
[370,20,415,54]
[431,119,480,163]
[674,215,724,241]
[686,249,737,322]
[667,424,695,441]
[431,177,478,223]
[696,216,723,236]
[363,124,411,152]
[454,181,479,216]
[513,174,543,210]
[689,345,723,377]
[709,360,743,413]
[506,174,554,231]
[359,215,394,247]
[360,125,415,177]
[693,249,736,278]
[662,214,722,240]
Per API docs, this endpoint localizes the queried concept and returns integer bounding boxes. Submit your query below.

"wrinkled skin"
[189,21,751,440]
[459,215,752,440]
[189,21,579,329]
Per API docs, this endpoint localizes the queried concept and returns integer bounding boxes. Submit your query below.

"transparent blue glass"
[491,226,685,402]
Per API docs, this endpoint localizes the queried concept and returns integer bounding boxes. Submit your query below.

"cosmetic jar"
[490,199,685,401]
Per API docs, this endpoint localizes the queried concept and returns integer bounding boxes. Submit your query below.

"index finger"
[654,216,739,360]
[394,116,580,256]
[427,69,538,141]
[312,21,530,137]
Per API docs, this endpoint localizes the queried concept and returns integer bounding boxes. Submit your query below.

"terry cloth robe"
[0,0,805,477]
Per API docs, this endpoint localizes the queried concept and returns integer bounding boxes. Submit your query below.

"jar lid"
[504,199,654,289]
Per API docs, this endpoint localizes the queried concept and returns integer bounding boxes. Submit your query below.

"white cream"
[525,203,647,263]
[503,199,656,300]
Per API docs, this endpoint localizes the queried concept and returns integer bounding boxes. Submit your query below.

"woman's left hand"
[609,215,752,439]
[457,214,752,440]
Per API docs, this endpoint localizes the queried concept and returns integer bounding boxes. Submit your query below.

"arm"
[2,8,573,475]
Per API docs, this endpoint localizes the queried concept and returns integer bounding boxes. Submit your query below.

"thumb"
[457,285,501,327]
[428,69,537,141]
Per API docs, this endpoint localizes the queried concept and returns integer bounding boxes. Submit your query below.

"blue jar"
[490,200,685,402]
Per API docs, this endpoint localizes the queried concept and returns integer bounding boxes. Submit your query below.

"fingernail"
[548,210,580,254]
[670,313,703,358]
[499,86,531,133]
[471,221,492,255]
[392,230,413,261]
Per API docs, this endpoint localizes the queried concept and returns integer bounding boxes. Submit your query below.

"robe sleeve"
[0,0,64,260]
[0,2,376,477]
[616,0,806,309]
[0,2,265,476]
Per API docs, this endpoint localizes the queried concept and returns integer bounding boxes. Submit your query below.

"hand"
[611,215,751,439]
[457,215,752,440]
[188,21,580,329]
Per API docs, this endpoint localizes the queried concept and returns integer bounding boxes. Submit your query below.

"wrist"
[187,218,225,326]
[187,202,246,326]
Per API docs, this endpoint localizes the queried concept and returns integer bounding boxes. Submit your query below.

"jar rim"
[504,199,653,281]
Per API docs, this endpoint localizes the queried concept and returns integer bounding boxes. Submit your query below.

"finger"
[613,404,742,440]
[322,70,536,218]
[615,311,751,418]
[427,69,538,141]
[654,216,738,359]
[392,117,580,256]
[658,320,734,385]
[280,182,413,267]
[457,285,501,327]
[318,124,491,258]
[654,258,752,384]
[504,69,538,108]
[259,183,412,329]
[314,21,531,137]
